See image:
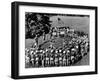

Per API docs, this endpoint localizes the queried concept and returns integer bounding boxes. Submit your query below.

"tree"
[25,13,52,39]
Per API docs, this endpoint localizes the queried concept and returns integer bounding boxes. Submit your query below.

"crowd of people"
[25,33,89,68]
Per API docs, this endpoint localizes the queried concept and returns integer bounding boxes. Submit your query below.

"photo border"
[11,1,98,79]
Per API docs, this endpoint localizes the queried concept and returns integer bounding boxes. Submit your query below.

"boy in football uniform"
[59,52,63,66]
[25,51,30,68]
[74,45,79,63]
[81,43,85,57]
[50,49,54,67]
[42,51,45,67]
[71,48,76,65]
[30,51,35,67]
[65,50,70,66]
[54,50,59,66]
[44,51,49,67]
[38,51,42,67]
[62,50,67,66]
[67,50,71,66]
[35,54,39,67]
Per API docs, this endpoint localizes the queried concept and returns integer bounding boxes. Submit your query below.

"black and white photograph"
[25,13,90,68]
[11,1,97,79]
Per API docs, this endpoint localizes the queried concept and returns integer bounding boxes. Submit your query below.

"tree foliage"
[25,13,52,39]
